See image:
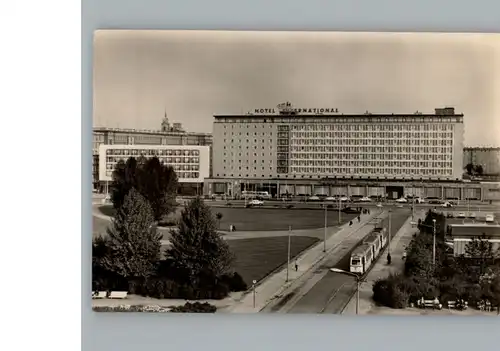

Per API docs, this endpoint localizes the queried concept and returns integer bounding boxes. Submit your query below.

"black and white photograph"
[92,30,500,315]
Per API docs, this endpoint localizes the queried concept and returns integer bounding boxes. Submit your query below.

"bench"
[449,300,468,310]
[92,291,107,299]
[109,291,128,299]
[418,298,442,310]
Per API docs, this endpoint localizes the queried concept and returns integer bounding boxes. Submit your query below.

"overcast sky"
[94,31,500,147]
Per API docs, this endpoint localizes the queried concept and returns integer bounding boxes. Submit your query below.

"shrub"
[221,272,248,292]
[170,302,217,313]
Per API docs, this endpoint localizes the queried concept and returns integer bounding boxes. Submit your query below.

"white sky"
[94,30,500,146]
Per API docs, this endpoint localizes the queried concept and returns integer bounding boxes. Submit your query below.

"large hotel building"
[204,103,500,201]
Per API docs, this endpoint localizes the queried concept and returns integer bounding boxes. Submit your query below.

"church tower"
[161,111,170,132]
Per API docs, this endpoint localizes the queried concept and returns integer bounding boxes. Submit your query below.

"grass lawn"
[97,204,358,232]
[214,207,358,231]
[227,236,320,285]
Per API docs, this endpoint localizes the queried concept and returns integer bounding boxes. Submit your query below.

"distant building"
[99,144,210,196]
[463,147,500,176]
[449,223,500,257]
[93,114,212,192]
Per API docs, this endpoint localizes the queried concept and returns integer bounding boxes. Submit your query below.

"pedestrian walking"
[349,220,353,226]
[357,216,360,223]
[295,261,298,272]
[387,253,392,265]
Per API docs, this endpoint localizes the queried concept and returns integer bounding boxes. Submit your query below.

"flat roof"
[449,224,500,238]
[214,113,464,119]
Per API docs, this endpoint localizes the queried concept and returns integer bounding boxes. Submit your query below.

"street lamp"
[286,226,291,282]
[338,196,342,225]
[330,268,361,315]
[432,219,436,268]
[324,204,327,252]
[252,279,257,308]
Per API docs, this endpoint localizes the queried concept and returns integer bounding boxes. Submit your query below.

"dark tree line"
[374,210,500,310]
[92,159,247,299]
[465,163,484,176]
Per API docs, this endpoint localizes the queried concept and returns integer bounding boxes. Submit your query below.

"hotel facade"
[204,103,500,201]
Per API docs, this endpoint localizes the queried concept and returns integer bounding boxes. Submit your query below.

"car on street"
[414,197,425,204]
[308,195,320,201]
[457,212,466,218]
[376,203,383,208]
[429,199,443,205]
[396,197,408,203]
[360,196,372,202]
[442,201,453,208]
[325,196,336,201]
[486,214,495,223]
[468,212,476,219]
[339,196,349,202]
[249,199,264,206]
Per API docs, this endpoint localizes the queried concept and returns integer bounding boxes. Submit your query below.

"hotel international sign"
[253,102,339,115]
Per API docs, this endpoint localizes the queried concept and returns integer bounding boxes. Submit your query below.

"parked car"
[376,203,383,208]
[325,196,336,201]
[339,196,349,202]
[442,201,453,208]
[308,196,320,201]
[360,196,372,202]
[414,197,425,204]
[485,214,495,223]
[249,199,264,206]
[457,212,466,218]
[468,212,476,219]
[396,197,408,203]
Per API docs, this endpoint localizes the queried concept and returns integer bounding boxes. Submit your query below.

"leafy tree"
[489,275,500,315]
[465,163,475,176]
[110,156,178,221]
[404,229,446,279]
[474,164,484,176]
[166,197,234,286]
[215,212,223,230]
[102,188,162,282]
[464,234,498,276]
[110,158,138,210]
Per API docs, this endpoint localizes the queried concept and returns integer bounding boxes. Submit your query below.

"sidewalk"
[227,209,386,313]
[342,210,425,315]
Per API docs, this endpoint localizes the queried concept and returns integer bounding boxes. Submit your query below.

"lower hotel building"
[99,145,210,196]
[204,103,500,202]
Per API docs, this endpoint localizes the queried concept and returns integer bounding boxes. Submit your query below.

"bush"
[221,272,248,292]
[170,302,217,313]
[373,274,434,309]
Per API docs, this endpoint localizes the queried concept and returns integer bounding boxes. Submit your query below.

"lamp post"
[388,209,392,254]
[286,226,291,282]
[252,279,257,308]
[330,268,361,315]
[324,204,327,252]
[432,219,436,268]
[338,196,342,224]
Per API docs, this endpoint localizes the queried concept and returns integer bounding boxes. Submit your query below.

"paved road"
[282,209,410,314]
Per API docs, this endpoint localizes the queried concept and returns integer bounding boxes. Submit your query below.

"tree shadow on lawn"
[227,236,320,286]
